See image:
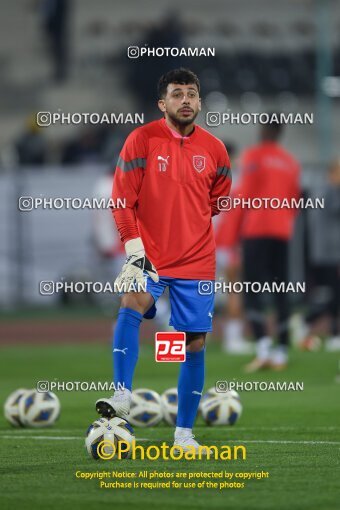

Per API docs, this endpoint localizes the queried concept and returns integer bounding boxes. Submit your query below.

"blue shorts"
[144,276,215,333]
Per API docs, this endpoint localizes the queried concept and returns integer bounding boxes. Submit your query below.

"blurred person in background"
[215,143,252,354]
[300,159,340,351]
[61,127,105,164]
[238,116,301,372]
[92,169,125,302]
[15,115,47,166]
[40,0,70,82]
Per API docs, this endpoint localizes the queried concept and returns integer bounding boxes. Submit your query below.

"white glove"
[115,237,159,291]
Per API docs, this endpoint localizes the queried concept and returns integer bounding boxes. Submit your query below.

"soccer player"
[300,159,340,350]
[237,117,301,372]
[215,144,251,354]
[96,68,231,452]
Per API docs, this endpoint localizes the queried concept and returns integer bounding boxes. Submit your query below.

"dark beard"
[167,110,199,127]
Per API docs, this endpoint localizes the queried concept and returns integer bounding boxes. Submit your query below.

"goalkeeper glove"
[115,237,159,291]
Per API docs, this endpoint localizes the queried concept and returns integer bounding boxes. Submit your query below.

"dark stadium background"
[0,0,338,347]
[0,2,339,510]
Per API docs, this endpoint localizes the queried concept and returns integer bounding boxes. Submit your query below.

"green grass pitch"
[0,343,339,510]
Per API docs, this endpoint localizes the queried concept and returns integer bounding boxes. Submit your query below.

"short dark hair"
[157,68,200,99]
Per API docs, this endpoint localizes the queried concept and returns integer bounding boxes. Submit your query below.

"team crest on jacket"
[193,155,206,173]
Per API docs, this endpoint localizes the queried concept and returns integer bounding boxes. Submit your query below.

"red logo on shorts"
[155,332,186,362]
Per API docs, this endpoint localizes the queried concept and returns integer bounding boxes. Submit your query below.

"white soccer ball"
[160,388,178,426]
[18,390,60,428]
[4,388,30,427]
[199,386,228,414]
[85,417,135,460]
[200,389,242,426]
[199,386,221,409]
[86,417,110,437]
[128,388,163,427]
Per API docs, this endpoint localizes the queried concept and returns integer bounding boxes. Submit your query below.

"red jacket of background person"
[237,141,301,240]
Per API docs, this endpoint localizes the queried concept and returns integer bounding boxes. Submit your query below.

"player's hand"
[115,237,159,290]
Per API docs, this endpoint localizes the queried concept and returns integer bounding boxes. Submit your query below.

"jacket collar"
[160,117,197,144]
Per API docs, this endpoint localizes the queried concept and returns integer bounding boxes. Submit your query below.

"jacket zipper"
[180,137,184,183]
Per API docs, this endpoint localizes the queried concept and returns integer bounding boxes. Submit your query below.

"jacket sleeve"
[210,142,232,216]
[111,128,147,243]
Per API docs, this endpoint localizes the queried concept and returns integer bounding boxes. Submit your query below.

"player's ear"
[158,99,166,113]
[198,97,202,112]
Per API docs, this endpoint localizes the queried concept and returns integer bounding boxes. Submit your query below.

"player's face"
[158,83,201,126]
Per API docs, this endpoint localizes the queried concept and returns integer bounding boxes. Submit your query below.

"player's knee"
[120,293,151,315]
[185,332,206,352]
[121,294,139,312]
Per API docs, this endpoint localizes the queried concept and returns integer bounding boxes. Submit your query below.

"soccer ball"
[86,417,110,437]
[200,389,242,426]
[18,390,60,428]
[199,386,221,409]
[128,388,163,427]
[85,417,134,460]
[160,388,178,426]
[85,417,111,459]
[4,388,30,427]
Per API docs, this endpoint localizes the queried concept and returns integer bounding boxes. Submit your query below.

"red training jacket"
[237,141,300,240]
[112,118,231,279]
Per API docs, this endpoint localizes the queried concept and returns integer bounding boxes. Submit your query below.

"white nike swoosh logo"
[192,391,202,396]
